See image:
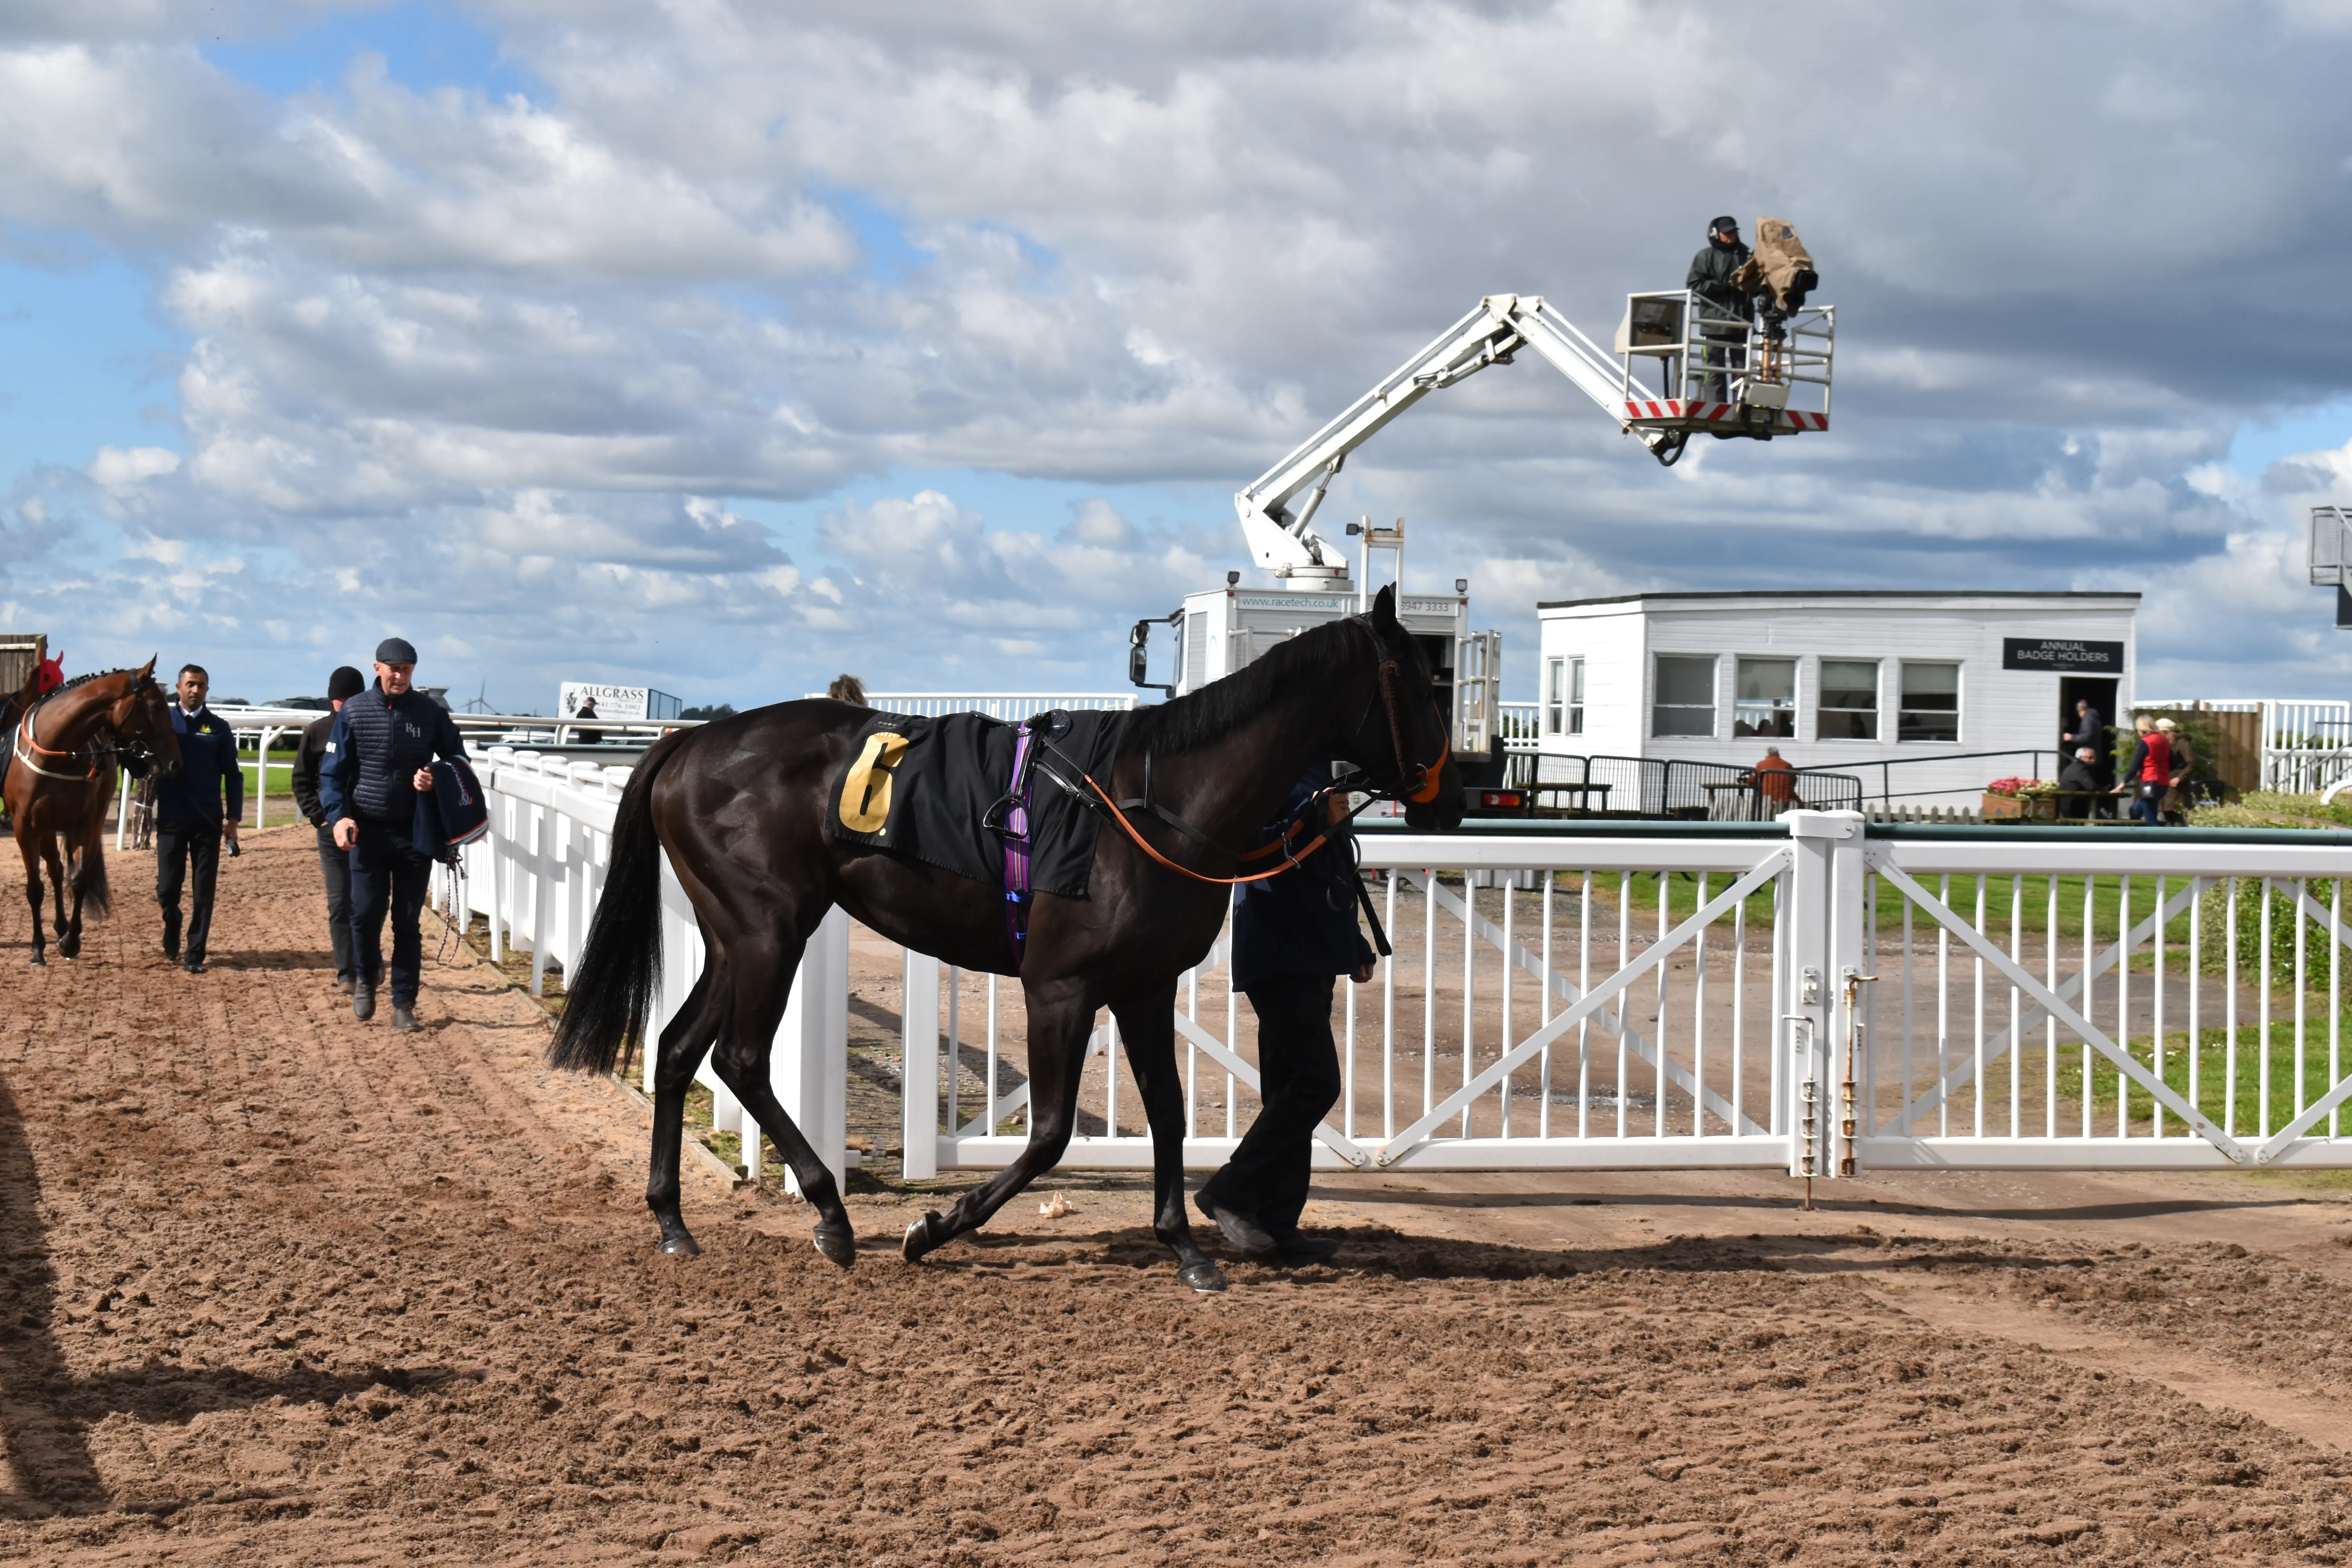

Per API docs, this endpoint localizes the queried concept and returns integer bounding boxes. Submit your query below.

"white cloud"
[4,2,2352,698]
[87,444,179,487]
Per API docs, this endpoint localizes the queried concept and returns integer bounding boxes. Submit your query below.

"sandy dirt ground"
[4,832,2352,1564]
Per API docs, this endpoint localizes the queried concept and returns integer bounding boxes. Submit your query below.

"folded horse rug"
[824,708,1126,900]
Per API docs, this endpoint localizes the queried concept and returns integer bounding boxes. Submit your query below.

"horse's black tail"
[548,729,688,1076]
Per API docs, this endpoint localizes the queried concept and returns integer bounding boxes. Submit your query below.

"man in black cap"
[1686,215,1756,402]
[318,638,468,1031]
[292,664,367,993]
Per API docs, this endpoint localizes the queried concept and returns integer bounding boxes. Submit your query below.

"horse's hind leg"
[706,931,856,1268]
[903,979,1095,1263]
[56,842,82,960]
[647,963,728,1256]
[1111,991,1224,1292]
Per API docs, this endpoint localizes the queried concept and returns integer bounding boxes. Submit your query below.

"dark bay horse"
[5,661,181,963]
[551,587,1463,1291]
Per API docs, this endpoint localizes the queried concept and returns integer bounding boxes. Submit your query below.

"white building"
[1535,590,2140,806]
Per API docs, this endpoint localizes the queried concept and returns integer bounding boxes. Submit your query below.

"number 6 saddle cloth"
[823,707,1127,900]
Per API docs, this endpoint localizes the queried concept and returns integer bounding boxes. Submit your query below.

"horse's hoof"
[1179,1261,1229,1294]
[654,1232,702,1257]
[812,1223,857,1269]
[902,1211,947,1263]
[26,955,42,967]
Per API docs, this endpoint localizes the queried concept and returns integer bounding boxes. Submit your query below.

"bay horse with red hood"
[550,588,1462,1292]
[5,660,182,963]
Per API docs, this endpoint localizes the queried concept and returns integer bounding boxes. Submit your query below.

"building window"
[1899,661,1961,742]
[1733,657,1796,739]
[1546,657,1584,735]
[1652,654,1717,738]
[1817,659,1880,740]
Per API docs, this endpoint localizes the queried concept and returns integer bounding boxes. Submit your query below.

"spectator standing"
[319,639,469,1031]
[153,664,241,975]
[1194,764,1376,1265]
[291,665,366,993]
[573,693,603,746]
[2057,746,2104,820]
[1686,216,1755,401]
[2158,717,2200,820]
[2112,715,2172,826]
[1752,746,1798,815]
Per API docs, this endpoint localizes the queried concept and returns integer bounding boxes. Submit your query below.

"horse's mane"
[1124,616,1368,757]
[53,667,139,693]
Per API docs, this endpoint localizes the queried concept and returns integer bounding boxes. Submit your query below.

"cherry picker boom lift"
[1130,282,1836,811]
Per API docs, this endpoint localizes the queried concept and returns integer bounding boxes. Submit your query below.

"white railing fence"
[459,759,2352,1187]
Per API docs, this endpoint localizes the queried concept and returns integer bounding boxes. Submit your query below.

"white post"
[773,906,849,1198]
[1822,813,1871,1178]
[114,768,131,850]
[900,949,942,1181]
[528,799,547,998]
[1782,810,1853,1179]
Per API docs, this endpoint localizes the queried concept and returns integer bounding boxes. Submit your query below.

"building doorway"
[2058,676,2118,776]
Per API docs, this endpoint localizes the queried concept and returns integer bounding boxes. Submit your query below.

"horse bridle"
[1355,615,1450,809]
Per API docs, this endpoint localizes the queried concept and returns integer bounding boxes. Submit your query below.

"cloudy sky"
[4,1,2352,710]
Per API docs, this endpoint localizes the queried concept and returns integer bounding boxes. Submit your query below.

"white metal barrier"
[455,764,2352,1185]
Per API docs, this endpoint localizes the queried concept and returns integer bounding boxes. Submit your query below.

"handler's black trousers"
[315,822,354,981]
[1210,973,1343,1234]
[154,823,220,964]
[348,816,431,1002]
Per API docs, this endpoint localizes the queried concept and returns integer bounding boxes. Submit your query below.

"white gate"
[898,820,1819,1177]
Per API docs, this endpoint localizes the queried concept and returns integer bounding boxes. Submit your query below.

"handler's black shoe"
[352,984,376,1022]
[1268,1229,1340,1265]
[391,1002,419,1032]
[336,976,356,995]
[182,959,205,976]
[1194,1186,1278,1258]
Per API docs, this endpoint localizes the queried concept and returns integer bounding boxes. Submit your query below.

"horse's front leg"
[46,836,71,947]
[1113,988,1224,1292]
[18,836,44,965]
[903,977,1094,1262]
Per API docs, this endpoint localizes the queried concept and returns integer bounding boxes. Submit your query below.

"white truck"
[1128,285,1836,807]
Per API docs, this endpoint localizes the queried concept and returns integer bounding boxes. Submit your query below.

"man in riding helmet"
[152,663,241,975]
[319,637,468,1031]
[1194,763,1377,1266]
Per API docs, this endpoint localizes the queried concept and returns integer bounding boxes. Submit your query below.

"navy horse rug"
[824,709,1127,961]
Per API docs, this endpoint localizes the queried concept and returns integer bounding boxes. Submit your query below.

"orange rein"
[1080,769,1337,887]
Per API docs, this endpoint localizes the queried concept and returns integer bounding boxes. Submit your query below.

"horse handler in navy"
[291,664,366,993]
[1194,763,1377,1265]
[319,638,467,1031]
[154,663,241,975]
